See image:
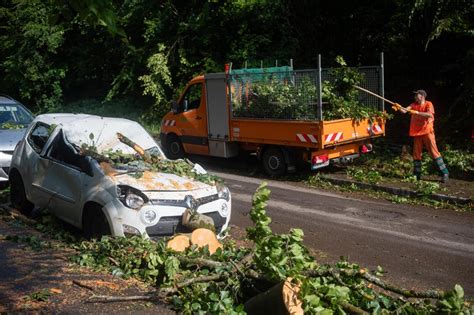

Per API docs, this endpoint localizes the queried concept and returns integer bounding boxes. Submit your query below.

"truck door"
[179,82,209,155]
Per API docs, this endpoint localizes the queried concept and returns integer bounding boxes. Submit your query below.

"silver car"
[0,95,34,186]
[9,114,231,239]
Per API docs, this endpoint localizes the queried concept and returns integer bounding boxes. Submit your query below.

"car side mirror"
[171,101,179,114]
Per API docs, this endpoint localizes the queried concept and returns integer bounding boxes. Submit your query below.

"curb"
[321,176,472,205]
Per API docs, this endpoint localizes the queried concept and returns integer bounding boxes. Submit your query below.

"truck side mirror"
[171,101,179,114]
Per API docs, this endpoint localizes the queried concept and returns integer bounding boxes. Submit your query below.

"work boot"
[434,156,449,183]
[413,160,422,180]
[441,173,449,183]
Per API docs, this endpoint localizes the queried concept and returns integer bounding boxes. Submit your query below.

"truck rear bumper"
[310,141,370,170]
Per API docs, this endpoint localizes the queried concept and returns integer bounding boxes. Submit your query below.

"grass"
[51,98,162,136]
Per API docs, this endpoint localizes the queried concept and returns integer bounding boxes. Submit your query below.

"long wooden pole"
[354,85,397,106]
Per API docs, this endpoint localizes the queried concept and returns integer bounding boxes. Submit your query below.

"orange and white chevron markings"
[324,132,343,143]
[296,133,318,143]
[163,120,176,126]
[369,124,383,134]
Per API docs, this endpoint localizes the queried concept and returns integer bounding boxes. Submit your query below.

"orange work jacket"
[409,101,435,137]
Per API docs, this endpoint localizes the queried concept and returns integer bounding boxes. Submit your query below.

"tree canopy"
[0,0,472,142]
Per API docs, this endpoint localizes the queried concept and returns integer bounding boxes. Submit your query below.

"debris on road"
[73,184,473,314]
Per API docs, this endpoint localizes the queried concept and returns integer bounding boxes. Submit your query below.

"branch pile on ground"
[73,183,473,314]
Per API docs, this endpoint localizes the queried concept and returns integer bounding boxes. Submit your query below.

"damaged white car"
[9,114,231,239]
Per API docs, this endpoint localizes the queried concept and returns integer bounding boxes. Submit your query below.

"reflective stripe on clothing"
[412,131,441,160]
[409,101,435,136]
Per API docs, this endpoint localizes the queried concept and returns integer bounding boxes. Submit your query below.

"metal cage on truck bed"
[228,54,385,121]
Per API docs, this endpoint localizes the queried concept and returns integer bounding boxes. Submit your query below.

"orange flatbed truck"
[160,55,386,176]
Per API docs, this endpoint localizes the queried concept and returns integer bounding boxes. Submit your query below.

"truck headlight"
[118,185,148,210]
[217,184,230,201]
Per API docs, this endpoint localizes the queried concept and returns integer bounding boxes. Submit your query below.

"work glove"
[408,109,419,115]
[391,103,402,112]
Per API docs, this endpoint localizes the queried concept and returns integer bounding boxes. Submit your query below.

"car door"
[179,82,209,155]
[37,129,88,226]
[26,122,57,207]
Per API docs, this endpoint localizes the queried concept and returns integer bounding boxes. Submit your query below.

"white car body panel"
[11,113,231,238]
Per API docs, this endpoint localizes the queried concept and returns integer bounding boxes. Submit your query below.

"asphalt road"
[211,170,474,296]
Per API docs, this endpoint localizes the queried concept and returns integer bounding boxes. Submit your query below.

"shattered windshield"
[0,103,34,129]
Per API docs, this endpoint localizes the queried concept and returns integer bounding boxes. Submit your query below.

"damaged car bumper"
[103,194,231,239]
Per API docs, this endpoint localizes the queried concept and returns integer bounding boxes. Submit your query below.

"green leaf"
[454,284,464,299]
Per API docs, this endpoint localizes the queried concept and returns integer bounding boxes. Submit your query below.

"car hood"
[0,129,26,151]
[111,169,214,193]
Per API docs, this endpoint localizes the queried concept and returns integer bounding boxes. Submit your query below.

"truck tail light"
[360,144,373,154]
[312,154,328,165]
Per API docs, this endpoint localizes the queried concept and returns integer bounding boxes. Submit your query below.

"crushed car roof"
[35,114,159,154]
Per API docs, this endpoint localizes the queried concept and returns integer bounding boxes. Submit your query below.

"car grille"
[150,194,219,207]
[146,211,226,237]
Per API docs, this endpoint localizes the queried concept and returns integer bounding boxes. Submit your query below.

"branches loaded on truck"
[160,55,387,176]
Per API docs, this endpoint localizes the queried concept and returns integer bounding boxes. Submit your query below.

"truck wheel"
[262,147,286,176]
[83,204,111,240]
[9,170,34,215]
[166,134,184,160]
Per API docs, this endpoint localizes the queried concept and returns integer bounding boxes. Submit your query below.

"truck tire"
[83,204,111,240]
[166,134,184,160]
[9,170,34,215]
[262,147,286,176]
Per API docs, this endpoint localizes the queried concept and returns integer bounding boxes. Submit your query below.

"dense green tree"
[0,0,472,141]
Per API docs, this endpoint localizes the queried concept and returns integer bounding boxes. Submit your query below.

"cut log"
[181,209,216,232]
[166,234,191,252]
[190,228,222,255]
[244,278,303,315]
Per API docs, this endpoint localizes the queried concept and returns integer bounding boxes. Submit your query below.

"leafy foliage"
[232,76,317,120]
[98,148,221,185]
[232,56,390,122]
[0,0,66,111]
[67,183,473,313]
[322,56,390,122]
[24,289,53,302]
[0,122,26,129]
[346,167,382,185]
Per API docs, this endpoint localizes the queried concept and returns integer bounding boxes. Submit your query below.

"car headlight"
[118,185,148,210]
[220,202,230,216]
[125,193,144,209]
[217,184,230,201]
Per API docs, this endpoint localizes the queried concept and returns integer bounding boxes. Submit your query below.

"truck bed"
[229,117,384,150]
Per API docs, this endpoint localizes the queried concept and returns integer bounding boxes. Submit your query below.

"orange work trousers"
[412,131,441,160]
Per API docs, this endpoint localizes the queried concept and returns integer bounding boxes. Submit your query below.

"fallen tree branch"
[360,270,446,299]
[158,273,226,298]
[73,280,95,292]
[305,267,447,299]
[88,294,153,303]
[340,301,369,315]
[177,256,224,269]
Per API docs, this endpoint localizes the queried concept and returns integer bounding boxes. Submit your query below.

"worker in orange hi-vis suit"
[397,90,449,183]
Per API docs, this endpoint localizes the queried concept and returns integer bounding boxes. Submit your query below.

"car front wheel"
[83,204,111,240]
[9,170,34,215]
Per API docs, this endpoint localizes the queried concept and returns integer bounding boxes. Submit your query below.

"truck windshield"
[181,83,202,111]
